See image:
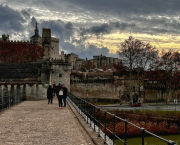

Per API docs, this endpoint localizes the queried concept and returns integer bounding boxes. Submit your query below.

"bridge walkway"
[0,98,95,145]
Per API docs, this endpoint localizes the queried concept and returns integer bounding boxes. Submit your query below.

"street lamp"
[86,82,89,101]
[86,84,88,101]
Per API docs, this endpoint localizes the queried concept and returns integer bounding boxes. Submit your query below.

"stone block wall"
[0,83,49,101]
[51,62,71,91]
[70,80,180,103]
[70,81,120,100]
[25,83,49,100]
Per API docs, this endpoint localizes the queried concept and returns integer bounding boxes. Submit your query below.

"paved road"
[98,104,180,111]
[0,98,95,145]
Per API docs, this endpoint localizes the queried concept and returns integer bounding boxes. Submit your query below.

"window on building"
[133,86,135,92]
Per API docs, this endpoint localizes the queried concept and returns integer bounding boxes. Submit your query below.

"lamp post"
[86,84,88,101]
[86,82,89,102]
[156,88,157,110]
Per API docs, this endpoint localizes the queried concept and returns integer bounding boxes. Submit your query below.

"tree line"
[114,36,180,104]
[0,41,43,63]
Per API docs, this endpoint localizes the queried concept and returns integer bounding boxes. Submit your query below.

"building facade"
[0,22,71,100]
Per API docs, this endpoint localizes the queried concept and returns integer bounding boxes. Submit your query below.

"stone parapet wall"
[0,83,48,101]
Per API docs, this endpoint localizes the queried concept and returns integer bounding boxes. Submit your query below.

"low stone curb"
[67,100,105,145]
[149,104,180,106]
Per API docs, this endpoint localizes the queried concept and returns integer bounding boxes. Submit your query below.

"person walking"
[47,85,53,104]
[53,83,56,98]
[57,87,63,109]
[62,85,67,107]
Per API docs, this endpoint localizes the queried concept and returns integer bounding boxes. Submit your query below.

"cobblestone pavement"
[0,98,95,145]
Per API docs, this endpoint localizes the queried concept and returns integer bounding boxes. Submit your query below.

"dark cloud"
[79,22,135,36]
[34,19,118,59]
[31,17,37,27]
[0,4,25,34]
[21,9,30,20]
[28,16,117,59]
[60,40,119,59]
[4,0,177,16]
[4,1,180,59]
[37,19,74,41]
[60,0,180,16]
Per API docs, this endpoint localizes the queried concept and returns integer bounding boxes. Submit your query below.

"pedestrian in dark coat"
[57,88,63,109]
[53,83,56,98]
[62,85,67,107]
[47,85,53,104]
[55,83,62,96]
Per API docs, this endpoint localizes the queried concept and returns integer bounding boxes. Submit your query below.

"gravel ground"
[0,98,95,145]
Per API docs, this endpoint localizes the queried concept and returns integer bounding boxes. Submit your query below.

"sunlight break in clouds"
[1,0,180,58]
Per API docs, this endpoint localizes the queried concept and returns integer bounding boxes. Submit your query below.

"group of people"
[47,83,67,109]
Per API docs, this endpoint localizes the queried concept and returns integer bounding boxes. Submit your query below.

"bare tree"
[154,51,180,103]
[119,36,157,105]
[134,42,158,101]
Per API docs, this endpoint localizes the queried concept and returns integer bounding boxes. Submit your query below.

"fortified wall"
[0,26,71,100]
[0,63,48,100]
[70,73,180,103]
[70,79,120,100]
[144,84,180,102]
[70,79,179,103]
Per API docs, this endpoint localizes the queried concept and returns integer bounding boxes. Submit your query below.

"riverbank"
[97,109,180,139]
[115,134,180,145]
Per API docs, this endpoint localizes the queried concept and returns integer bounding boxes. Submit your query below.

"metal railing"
[0,90,24,112]
[67,92,177,145]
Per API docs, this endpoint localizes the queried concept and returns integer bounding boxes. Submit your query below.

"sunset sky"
[1,0,180,59]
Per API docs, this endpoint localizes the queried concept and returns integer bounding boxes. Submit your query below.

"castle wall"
[144,88,180,102]
[70,79,180,103]
[70,80,119,100]
[51,63,71,91]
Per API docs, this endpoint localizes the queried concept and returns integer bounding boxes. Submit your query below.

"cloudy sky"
[1,0,180,59]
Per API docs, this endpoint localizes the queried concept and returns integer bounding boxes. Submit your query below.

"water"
[115,134,180,145]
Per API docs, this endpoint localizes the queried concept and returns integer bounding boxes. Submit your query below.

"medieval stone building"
[60,53,122,71]
[0,22,71,100]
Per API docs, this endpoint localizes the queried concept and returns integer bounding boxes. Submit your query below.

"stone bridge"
[0,98,105,145]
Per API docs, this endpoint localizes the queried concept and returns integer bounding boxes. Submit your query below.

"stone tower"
[42,28,51,61]
[41,28,71,90]
[30,21,42,45]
